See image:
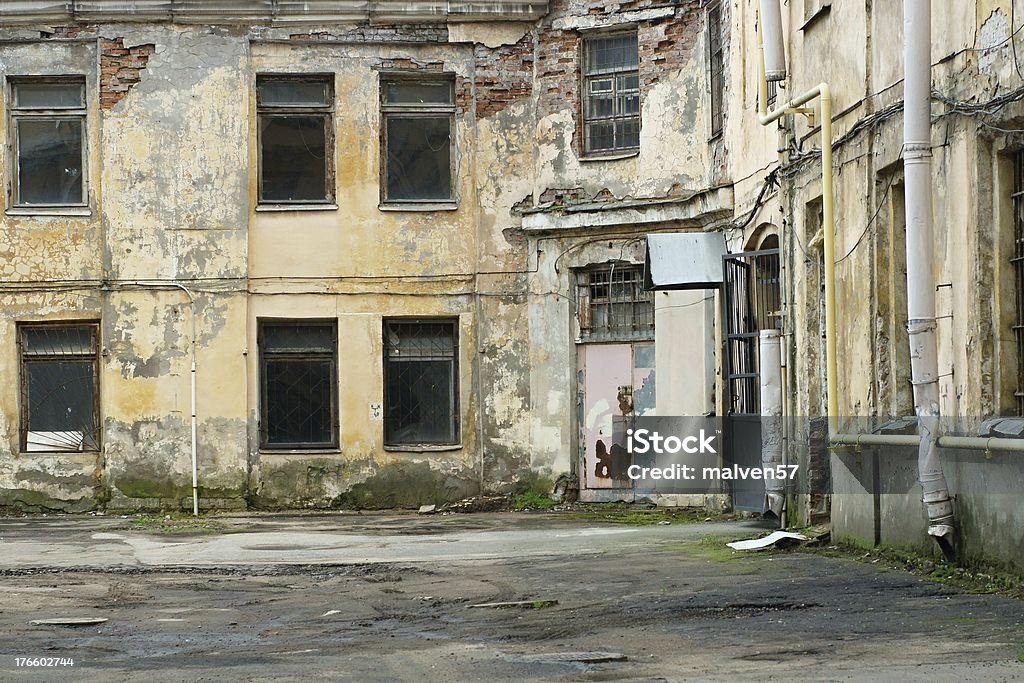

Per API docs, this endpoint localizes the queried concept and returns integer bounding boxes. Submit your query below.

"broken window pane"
[20,324,99,452]
[384,320,458,445]
[257,76,333,204]
[385,116,452,201]
[260,322,337,448]
[16,118,84,205]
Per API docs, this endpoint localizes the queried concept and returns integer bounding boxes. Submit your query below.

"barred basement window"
[259,320,338,449]
[583,32,640,154]
[708,3,725,137]
[577,265,654,341]
[9,78,87,206]
[19,323,100,452]
[380,77,455,203]
[1013,151,1024,415]
[256,75,334,204]
[384,319,459,446]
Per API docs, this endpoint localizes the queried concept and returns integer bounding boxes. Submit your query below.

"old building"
[2,0,1022,571]
[0,0,728,513]
[726,0,1024,570]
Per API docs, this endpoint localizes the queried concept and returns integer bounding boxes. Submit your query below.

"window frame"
[576,264,655,342]
[258,318,339,451]
[382,317,460,448]
[7,76,88,209]
[707,3,725,138]
[18,320,101,453]
[378,74,457,207]
[255,73,336,207]
[581,30,641,157]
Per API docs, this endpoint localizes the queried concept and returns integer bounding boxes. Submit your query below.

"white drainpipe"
[126,281,200,517]
[759,329,784,519]
[903,0,955,549]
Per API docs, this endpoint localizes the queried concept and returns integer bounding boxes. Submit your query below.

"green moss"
[561,506,710,525]
[114,477,190,500]
[0,488,96,513]
[127,514,223,534]
[529,599,558,609]
[512,491,556,510]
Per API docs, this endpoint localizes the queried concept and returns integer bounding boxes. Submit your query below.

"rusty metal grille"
[1013,151,1024,415]
[384,319,459,446]
[259,320,337,449]
[708,2,724,136]
[723,248,782,415]
[19,322,100,452]
[578,265,654,342]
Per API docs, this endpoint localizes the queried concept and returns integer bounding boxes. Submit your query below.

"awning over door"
[643,232,728,290]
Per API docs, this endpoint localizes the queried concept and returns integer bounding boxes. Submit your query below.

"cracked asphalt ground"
[1,513,1022,682]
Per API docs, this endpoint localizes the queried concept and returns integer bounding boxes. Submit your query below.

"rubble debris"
[30,617,108,626]
[417,505,436,515]
[468,599,558,609]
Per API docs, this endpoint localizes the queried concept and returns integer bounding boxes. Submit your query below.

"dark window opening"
[584,33,640,154]
[384,319,459,446]
[381,78,455,203]
[19,323,99,452]
[577,265,654,341]
[1013,152,1024,415]
[257,76,333,204]
[259,321,338,449]
[708,4,725,137]
[10,79,86,206]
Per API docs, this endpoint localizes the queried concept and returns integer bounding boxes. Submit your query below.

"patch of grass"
[1017,645,1024,664]
[127,514,223,534]
[530,599,558,609]
[812,544,1024,599]
[560,506,712,525]
[512,492,556,510]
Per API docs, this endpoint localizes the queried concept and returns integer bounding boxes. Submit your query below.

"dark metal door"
[723,248,781,511]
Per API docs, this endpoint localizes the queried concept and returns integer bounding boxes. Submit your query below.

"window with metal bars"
[708,3,725,137]
[1013,151,1024,415]
[383,319,459,446]
[256,75,334,204]
[19,322,100,452]
[577,265,654,342]
[9,77,87,207]
[259,320,338,449]
[583,32,640,154]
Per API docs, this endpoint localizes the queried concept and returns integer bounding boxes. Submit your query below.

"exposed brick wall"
[100,38,154,110]
[536,0,704,157]
[42,23,97,39]
[291,24,449,43]
[472,34,535,120]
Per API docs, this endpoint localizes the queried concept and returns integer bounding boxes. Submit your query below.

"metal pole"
[759,329,784,520]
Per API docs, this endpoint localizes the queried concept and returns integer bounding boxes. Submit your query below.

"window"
[583,32,640,154]
[1013,152,1024,414]
[383,319,459,446]
[19,323,99,452]
[256,75,334,204]
[259,320,338,449]
[708,4,725,137]
[576,265,654,341]
[380,78,455,203]
[9,78,87,207]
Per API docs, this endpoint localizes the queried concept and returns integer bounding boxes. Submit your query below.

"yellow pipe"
[756,11,838,431]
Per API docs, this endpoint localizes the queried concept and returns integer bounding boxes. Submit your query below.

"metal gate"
[722,248,781,510]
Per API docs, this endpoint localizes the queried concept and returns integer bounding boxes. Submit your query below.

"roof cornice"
[0,0,548,25]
